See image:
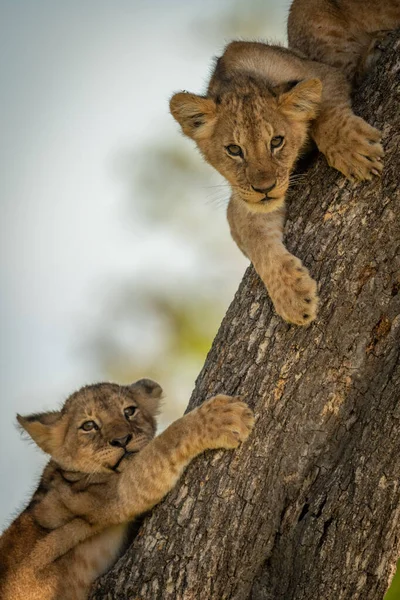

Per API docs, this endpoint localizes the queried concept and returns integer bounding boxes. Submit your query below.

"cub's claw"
[268,255,318,326]
[325,116,384,182]
[198,395,255,450]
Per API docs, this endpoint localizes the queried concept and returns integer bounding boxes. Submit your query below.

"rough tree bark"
[91,32,400,600]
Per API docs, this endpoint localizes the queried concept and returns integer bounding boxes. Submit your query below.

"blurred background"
[0,0,288,527]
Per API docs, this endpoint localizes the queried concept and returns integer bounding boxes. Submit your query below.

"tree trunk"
[90,32,400,600]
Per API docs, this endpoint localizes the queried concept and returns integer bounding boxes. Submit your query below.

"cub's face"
[170,78,322,213]
[17,379,162,474]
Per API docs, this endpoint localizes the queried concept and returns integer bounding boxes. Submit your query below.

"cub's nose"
[251,182,276,195]
[110,433,132,448]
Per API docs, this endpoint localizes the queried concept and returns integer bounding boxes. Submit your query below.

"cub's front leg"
[308,66,384,182]
[265,252,318,326]
[312,106,384,182]
[80,395,254,527]
[228,199,318,326]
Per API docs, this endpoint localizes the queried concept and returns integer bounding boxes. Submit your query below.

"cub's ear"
[169,92,217,141]
[17,411,64,455]
[278,78,322,121]
[130,378,163,416]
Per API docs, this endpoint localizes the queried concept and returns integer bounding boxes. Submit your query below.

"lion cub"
[170,0,399,326]
[0,379,254,600]
[288,0,400,82]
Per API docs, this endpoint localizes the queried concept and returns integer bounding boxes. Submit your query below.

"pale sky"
[0,0,286,526]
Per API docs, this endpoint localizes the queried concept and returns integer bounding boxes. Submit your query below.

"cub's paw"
[198,395,254,450]
[269,255,318,326]
[325,116,383,182]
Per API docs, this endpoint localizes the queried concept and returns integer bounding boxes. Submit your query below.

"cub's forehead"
[62,383,134,415]
[216,94,287,138]
[218,92,273,121]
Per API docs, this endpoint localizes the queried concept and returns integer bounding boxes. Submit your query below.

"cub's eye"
[80,420,98,432]
[124,406,137,420]
[226,144,243,157]
[270,136,284,150]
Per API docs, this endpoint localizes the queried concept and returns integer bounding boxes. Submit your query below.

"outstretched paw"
[198,395,254,450]
[269,255,318,326]
[325,116,383,182]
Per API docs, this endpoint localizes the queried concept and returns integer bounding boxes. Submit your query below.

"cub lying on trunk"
[0,379,254,600]
[170,0,400,326]
[288,0,400,83]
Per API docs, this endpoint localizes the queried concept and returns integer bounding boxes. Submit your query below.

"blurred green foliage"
[385,562,400,599]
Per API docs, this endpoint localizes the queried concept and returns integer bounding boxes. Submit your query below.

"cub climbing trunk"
[90,31,400,600]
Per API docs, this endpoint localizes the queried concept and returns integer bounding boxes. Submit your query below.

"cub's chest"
[69,523,128,591]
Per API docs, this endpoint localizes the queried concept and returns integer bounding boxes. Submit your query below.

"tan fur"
[0,380,254,600]
[170,0,399,325]
[288,0,400,82]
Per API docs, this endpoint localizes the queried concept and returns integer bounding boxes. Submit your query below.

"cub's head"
[17,379,162,474]
[170,76,322,212]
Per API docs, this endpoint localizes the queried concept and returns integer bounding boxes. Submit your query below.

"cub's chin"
[242,195,286,214]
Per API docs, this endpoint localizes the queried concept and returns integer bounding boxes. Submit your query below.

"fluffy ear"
[17,411,64,455]
[130,378,163,416]
[278,78,322,121]
[169,92,217,140]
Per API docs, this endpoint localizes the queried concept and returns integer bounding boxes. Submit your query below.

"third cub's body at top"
[170,0,400,326]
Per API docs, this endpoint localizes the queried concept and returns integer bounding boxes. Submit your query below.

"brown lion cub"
[170,0,400,326]
[0,379,254,600]
[288,0,400,82]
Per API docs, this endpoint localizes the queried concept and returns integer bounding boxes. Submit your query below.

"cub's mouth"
[258,187,288,204]
[110,436,151,472]
[234,182,288,207]
[240,194,286,214]
[111,450,137,472]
